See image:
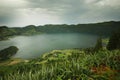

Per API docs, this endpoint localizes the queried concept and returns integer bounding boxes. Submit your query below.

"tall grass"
[0,49,120,80]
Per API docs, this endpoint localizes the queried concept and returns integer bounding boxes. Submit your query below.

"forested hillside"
[0,21,120,40]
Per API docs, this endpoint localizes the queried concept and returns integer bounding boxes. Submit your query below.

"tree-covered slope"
[0,21,120,40]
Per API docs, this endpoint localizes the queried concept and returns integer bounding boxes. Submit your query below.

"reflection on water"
[0,33,98,59]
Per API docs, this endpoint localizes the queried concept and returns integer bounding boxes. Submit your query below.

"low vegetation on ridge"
[0,49,119,80]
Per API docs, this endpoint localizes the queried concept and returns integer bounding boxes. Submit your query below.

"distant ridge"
[0,21,120,28]
[0,21,120,40]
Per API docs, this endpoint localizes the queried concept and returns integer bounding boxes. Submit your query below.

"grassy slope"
[0,58,25,66]
[0,49,120,80]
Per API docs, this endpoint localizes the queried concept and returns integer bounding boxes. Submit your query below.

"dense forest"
[0,21,120,40]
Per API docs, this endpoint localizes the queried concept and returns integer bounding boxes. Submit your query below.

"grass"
[0,58,24,66]
[0,49,119,80]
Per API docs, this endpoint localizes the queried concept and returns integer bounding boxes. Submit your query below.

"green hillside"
[0,21,120,40]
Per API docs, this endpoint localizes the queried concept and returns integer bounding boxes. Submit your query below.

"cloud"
[11,8,62,26]
[0,8,15,25]
[0,0,28,26]
[86,0,120,21]
[26,0,90,23]
[96,0,120,7]
[0,0,120,26]
[0,0,27,8]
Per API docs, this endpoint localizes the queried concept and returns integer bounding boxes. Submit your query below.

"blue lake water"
[0,33,98,59]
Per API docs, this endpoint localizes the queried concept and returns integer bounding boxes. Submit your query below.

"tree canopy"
[107,32,120,50]
[0,46,18,60]
[94,37,103,51]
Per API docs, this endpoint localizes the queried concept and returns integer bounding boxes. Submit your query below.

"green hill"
[0,21,120,40]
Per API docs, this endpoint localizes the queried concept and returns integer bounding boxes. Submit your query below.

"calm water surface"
[0,33,98,59]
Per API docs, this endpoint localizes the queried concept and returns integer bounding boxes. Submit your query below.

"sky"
[0,0,120,27]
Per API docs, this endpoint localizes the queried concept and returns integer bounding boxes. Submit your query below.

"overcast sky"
[0,0,120,27]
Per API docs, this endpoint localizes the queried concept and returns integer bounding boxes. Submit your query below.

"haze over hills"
[0,21,120,40]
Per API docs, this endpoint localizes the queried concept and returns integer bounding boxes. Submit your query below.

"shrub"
[0,46,18,60]
[107,32,120,50]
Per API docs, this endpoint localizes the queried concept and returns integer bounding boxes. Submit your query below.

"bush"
[94,37,103,51]
[107,32,120,50]
[0,46,18,60]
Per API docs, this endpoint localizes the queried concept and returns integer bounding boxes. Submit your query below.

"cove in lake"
[0,33,98,59]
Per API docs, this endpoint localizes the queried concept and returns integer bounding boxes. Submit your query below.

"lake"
[0,33,98,59]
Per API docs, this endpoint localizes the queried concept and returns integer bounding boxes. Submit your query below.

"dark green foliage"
[0,21,120,40]
[0,26,18,40]
[0,46,18,60]
[107,32,120,50]
[94,37,103,51]
[0,26,9,40]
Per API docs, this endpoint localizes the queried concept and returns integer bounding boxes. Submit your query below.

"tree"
[107,32,120,50]
[94,37,103,51]
[0,46,18,60]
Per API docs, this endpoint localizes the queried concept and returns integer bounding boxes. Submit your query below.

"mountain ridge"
[0,21,120,40]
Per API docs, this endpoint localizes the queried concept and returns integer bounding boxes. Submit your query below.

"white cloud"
[11,8,62,26]
[0,0,28,8]
[94,0,120,8]
[85,0,98,4]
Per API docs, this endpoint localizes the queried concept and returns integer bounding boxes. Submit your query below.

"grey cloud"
[26,0,120,23]
[0,0,120,26]
[0,8,15,25]
[0,0,28,25]
[26,0,89,23]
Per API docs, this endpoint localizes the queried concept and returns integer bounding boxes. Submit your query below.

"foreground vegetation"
[0,49,119,80]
